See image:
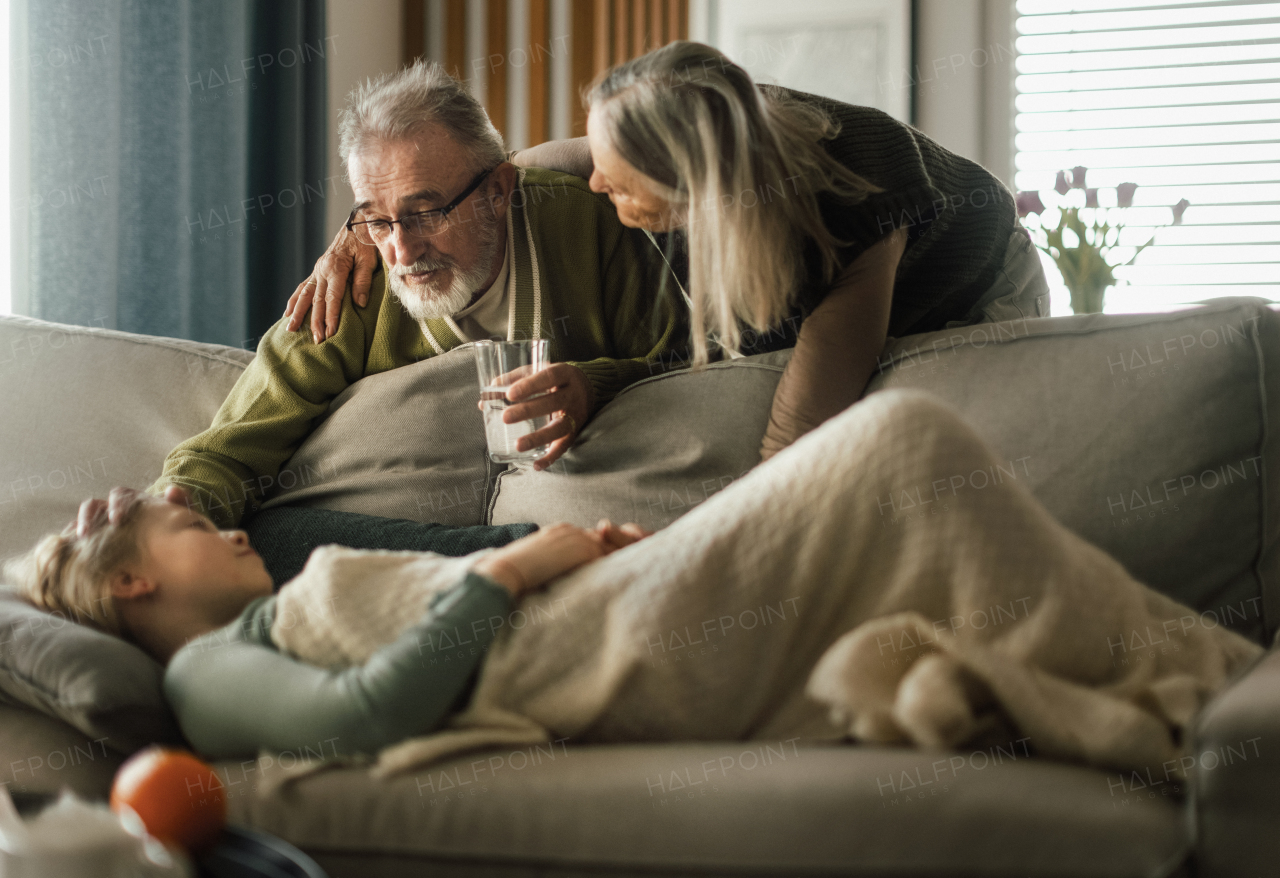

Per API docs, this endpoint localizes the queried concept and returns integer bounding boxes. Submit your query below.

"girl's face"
[133,501,272,619]
[586,110,683,232]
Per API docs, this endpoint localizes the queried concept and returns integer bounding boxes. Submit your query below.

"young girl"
[4,392,1261,776]
[8,485,643,757]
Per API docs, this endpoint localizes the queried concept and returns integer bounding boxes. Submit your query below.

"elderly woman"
[289,42,1048,458]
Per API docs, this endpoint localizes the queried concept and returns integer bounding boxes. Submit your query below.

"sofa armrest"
[1191,646,1280,878]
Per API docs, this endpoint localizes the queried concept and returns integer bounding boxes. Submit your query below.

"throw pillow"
[258,346,500,528]
[488,352,790,531]
[0,591,183,754]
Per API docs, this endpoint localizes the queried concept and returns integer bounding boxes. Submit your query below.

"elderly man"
[152,61,682,529]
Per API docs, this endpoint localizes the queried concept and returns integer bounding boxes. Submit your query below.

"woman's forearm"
[760,229,906,459]
[761,326,881,459]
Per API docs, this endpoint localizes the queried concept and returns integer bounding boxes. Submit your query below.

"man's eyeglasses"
[346,167,495,246]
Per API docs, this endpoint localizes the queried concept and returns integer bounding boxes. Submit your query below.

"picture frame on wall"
[691,0,913,123]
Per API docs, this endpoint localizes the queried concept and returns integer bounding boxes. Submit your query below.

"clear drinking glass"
[473,340,550,464]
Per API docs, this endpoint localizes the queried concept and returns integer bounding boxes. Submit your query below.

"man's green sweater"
[156,168,682,527]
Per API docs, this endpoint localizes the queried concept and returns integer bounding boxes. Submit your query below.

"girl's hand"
[593,519,651,553]
[472,523,607,597]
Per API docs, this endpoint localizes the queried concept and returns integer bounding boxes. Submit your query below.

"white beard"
[388,218,504,322]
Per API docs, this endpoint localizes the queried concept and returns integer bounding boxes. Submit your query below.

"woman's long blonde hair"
[587,41,879,364]
[2,497,147,636]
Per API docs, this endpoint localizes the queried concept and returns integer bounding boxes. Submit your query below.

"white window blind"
[1015,0,1280,313]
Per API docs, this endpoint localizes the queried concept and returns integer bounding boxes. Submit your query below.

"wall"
[325,0,690,237]
[410,1,686,150]
[321,0,1019,233]
[324,0,404,239]
[692,0,912,123]
[913,0,1016,188]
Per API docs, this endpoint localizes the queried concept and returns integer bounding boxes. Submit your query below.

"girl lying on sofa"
[4,391,1262,776]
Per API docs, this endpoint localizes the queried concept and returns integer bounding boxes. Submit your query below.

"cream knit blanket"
[272,547,490,669]
[274,389,1263,779]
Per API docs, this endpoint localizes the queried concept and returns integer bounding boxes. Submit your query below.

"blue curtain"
[10,0,328,347]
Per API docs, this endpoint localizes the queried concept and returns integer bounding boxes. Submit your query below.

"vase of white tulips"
[1017,167,1189,315]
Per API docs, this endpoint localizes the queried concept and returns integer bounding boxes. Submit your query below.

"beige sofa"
[2,300,1278,878]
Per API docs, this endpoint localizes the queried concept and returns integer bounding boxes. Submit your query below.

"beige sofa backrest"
[3,300,1278,643]
[490,298,1280,641]
[869,297,1280,641]
[0,314,252,563]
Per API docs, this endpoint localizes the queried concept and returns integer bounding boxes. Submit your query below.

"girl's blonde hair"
[587,41,880,365]
[2,496,147,636]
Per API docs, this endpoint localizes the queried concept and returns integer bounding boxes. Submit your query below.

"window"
[1015,0,1280,313]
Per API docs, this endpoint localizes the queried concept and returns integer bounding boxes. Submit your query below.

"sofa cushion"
[0,592,182,754]
[493,299,1277,642]
[868,297,1276,641]
[1191,646,1280,878]
[488,351,790,532]
[0,702,125,797]
[0,314,253,565]
[224,743,1187,878]
[258,345,500,528]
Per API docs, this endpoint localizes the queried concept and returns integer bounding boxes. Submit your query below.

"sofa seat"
[223,743,1187,878]
[0,700,1186,877]
[0,703,124,799]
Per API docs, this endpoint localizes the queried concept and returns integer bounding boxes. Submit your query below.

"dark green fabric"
[243,507,537,588]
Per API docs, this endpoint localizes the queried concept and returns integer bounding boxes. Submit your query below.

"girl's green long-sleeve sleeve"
[163,572,512,759]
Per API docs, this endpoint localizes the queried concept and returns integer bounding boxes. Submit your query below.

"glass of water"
[473,340,550,464]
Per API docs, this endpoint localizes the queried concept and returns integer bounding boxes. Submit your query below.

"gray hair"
[339,59,506,171]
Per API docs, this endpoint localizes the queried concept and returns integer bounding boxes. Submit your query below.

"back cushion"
[493,300,1278,642]
[0,592,182,753]
[489,352,788,532]
[0,315,251,564]
[259,345,498,527]
[868,297,1276,641]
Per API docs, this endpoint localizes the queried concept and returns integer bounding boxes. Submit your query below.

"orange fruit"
[110,747,227,853]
